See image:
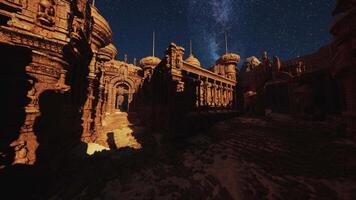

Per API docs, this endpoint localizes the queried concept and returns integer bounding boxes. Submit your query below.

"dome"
[91,6,113,50]
[97,43,118,61]
[140,56,161,68]
[185,54,201,67]
[220,53,240,64]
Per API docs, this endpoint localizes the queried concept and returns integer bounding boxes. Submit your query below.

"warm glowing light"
[86,143,110,155]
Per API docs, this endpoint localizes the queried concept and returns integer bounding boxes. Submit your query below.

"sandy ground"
[49,115,356,200]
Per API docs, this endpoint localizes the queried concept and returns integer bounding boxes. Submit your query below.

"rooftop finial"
[190,39,192,55]
[152,31,155,57]
[225,31,228,54]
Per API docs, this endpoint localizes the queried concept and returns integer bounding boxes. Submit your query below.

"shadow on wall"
[106,132,118,150]
[33,90,84,165]
[0,44,32,168]
[0,44,53,198]
[0,40,92,197]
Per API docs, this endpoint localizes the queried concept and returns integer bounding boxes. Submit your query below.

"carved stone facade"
[137,43,238,133]
[0,1,238,168]
[0,0,107,167]
[0,0,92,166]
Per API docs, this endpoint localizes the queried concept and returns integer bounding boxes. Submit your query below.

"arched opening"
[115,83,130,112]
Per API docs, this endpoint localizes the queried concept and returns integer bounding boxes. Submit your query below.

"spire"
[190,39,193,55]
[225,31,228,54]
[152,31,155,57]
[92,0,95,6]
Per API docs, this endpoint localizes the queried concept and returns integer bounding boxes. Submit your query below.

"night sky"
[95,0,335,68]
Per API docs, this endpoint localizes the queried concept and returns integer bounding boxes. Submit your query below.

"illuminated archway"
[106,76,136,114]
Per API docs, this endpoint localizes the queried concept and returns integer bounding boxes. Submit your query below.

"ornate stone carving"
[37,0,56,26]
[56,70,70,92]
[75,0,88,15]
[10,140,29,165]
[71,16,85,42]
[118,65,128,77]
[26,80,38,109]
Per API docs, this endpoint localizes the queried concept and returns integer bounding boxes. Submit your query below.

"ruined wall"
[239,45,344,118]
[331,0,356,136]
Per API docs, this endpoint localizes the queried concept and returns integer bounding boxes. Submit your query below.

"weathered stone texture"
[0,0,238,168]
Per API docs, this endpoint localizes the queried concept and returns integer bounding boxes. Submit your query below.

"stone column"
[219,84,224,107]
[81,77,95,142]
[106,84,113,113]
[227,85,233,108]
[211,84,215,107]
[110,87,116,113]
[223,86,228,107]
[12,81,40,165]
[200,80,205,107]
[206,81,211,106]
[216,85,221,107]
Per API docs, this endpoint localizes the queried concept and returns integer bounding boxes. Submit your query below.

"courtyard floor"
[47,115,356,199]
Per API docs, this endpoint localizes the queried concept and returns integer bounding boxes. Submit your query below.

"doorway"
[115,84,130,112]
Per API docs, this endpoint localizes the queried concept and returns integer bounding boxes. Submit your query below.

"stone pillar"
[206,81,212,106]
[81,77,95,142]
[200,80,205,107]
[227,86,233,108]
[219,84,224,107]
[211,84,216,107]
[217,85,221,107]
[195,81,200,108]
[110,87,116,113]
[94,85,105,137]
[214,84,219,107]
[11,81,41,165]
[106,85,113,113]
[223,86,228,107]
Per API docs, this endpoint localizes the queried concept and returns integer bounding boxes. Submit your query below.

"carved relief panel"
[37,0,56,26]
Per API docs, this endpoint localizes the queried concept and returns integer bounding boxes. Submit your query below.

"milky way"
[96,0,334,68]
[187,0,235,61]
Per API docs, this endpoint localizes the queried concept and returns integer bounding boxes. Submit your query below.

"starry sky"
[95,0,335,68]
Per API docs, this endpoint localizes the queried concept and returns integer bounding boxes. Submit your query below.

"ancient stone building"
[331,0,356,137]
[138,43,238,134]
[239,45,345,119]
[81,42,143,142]
[0,0,95,166]
[239,52,280,114]
[0,0,143,168]
[0,1,238,169]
